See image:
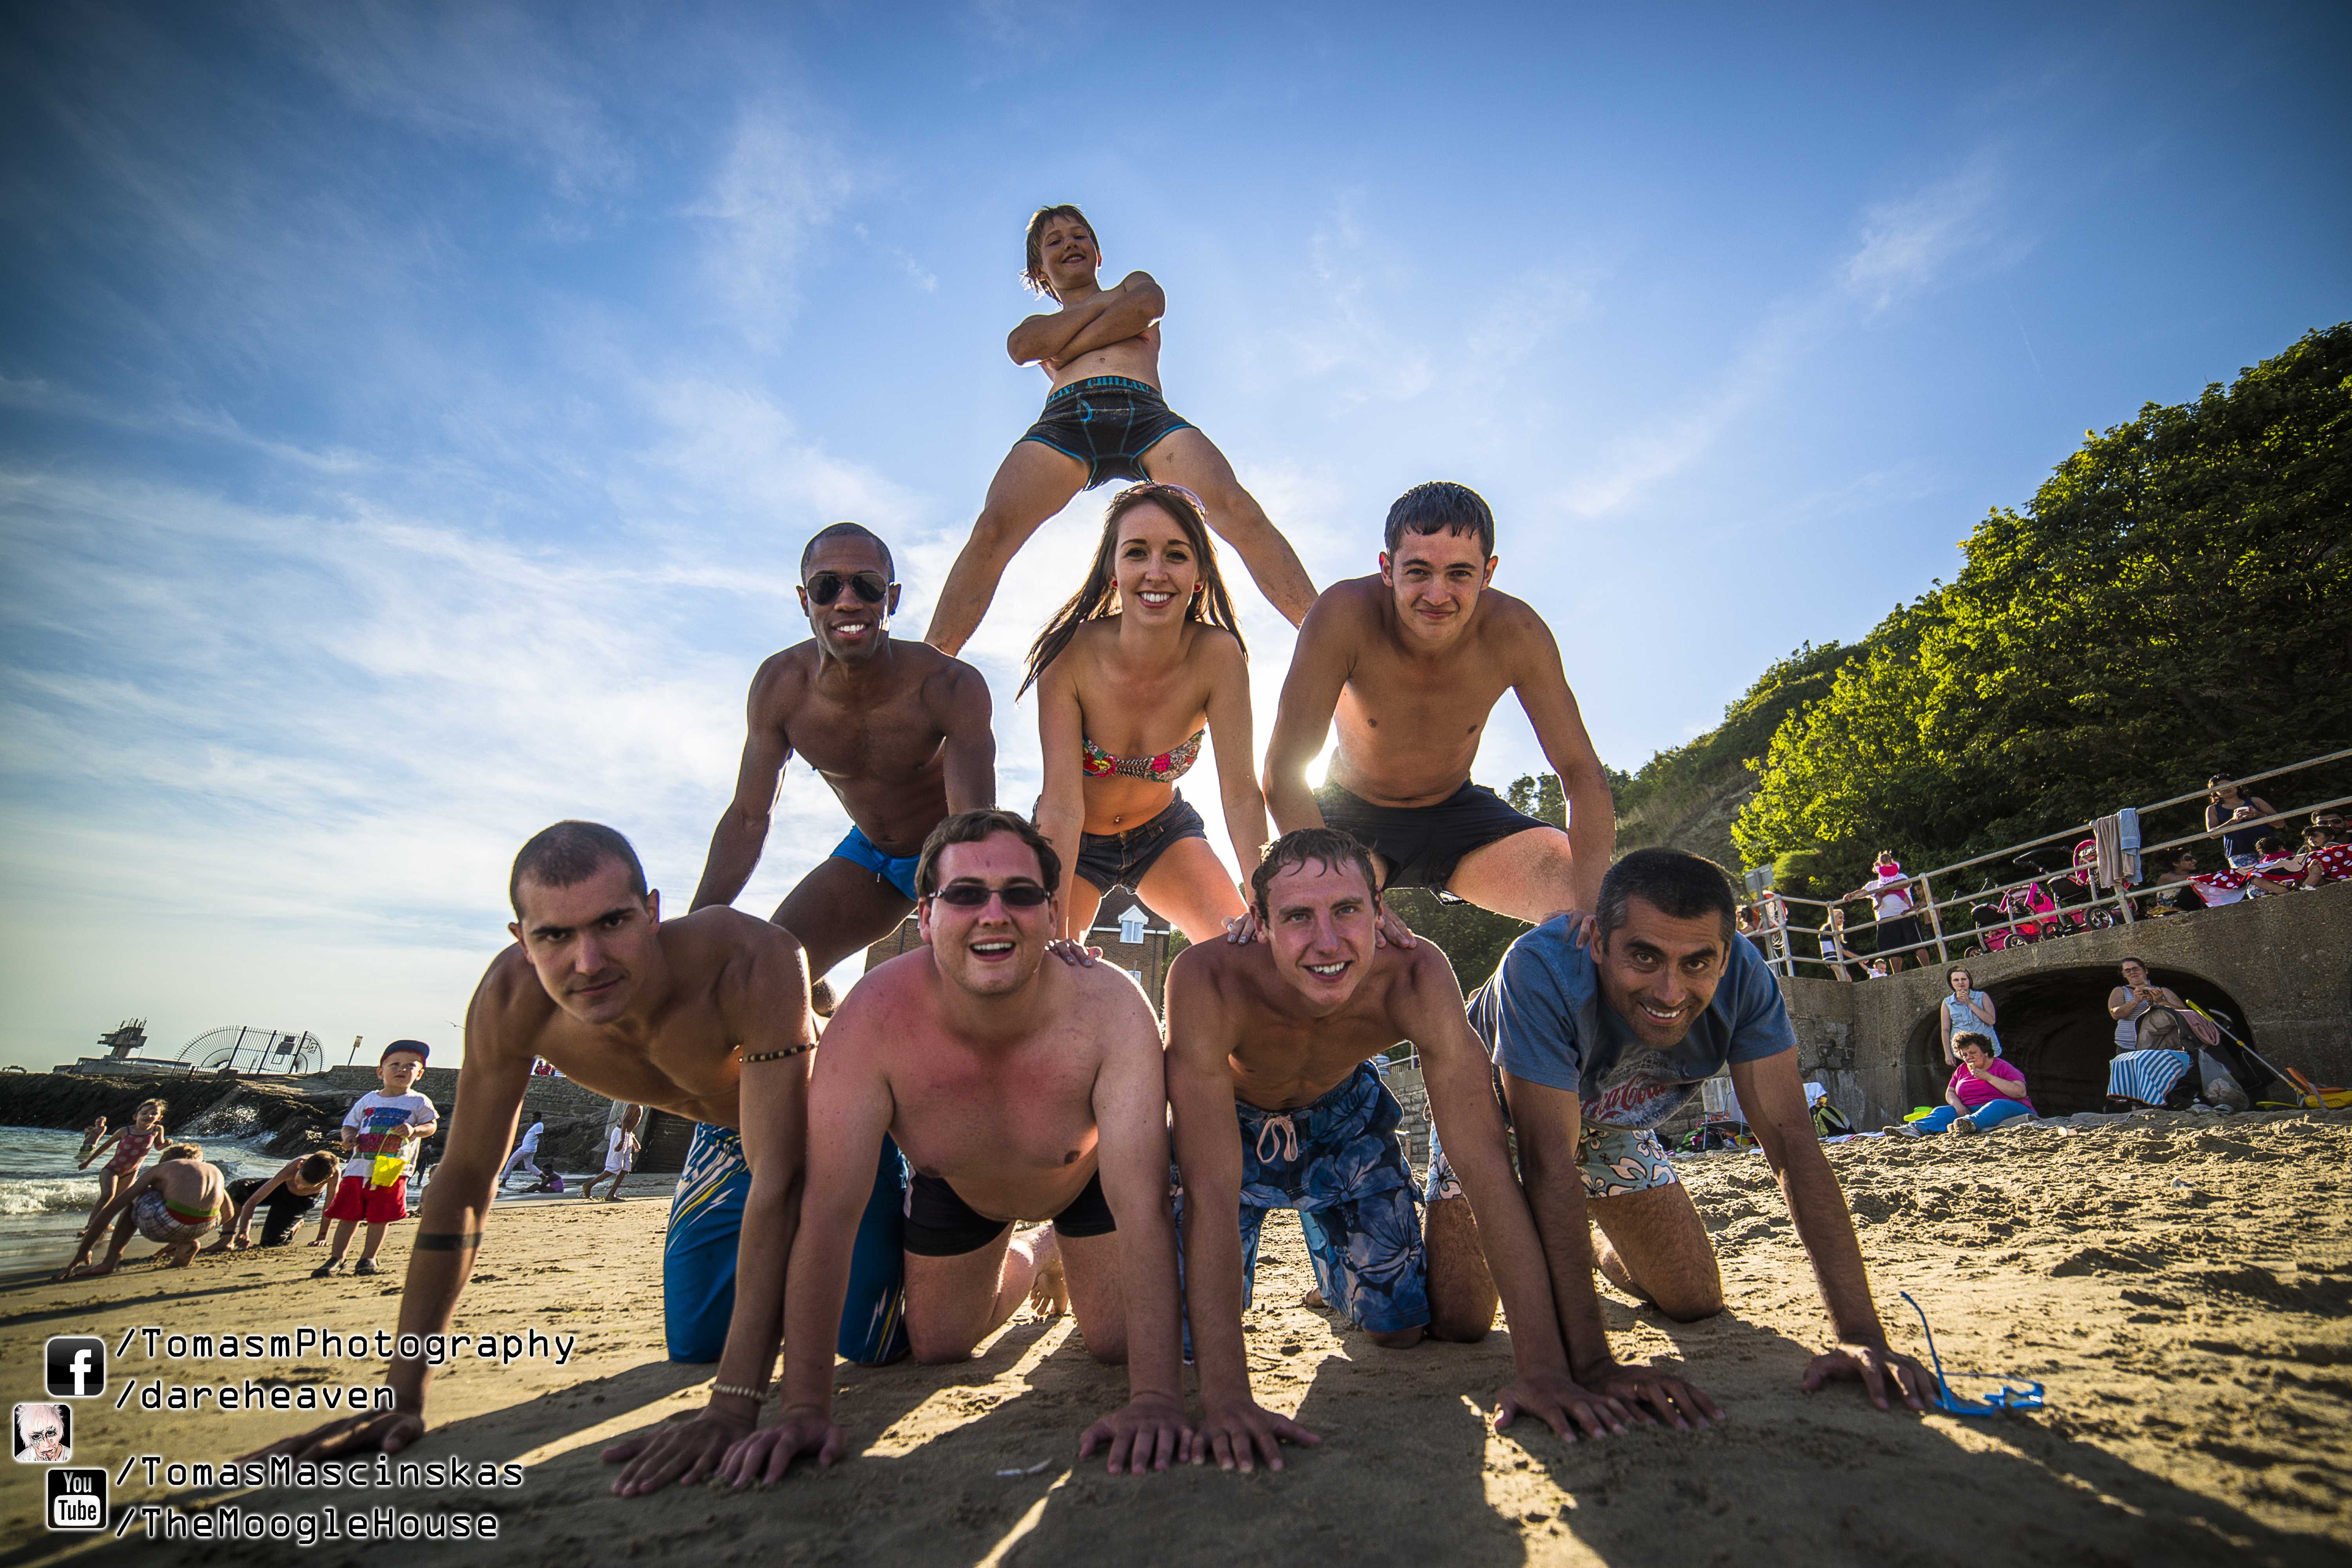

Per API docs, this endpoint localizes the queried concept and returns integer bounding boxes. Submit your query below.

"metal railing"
[1747,745,2352,978]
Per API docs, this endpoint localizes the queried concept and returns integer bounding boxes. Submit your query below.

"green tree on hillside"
[1734,323,2352,887]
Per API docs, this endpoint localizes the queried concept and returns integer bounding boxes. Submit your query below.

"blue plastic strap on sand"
[1900,1291,2046,1416]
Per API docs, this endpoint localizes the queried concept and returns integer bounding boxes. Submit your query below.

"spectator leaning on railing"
[2205,775,2278,869]
[1841,853,1921,975]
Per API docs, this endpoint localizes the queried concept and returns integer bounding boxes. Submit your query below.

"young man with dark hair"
[922,205,1315,654]
[1260,481,1613,924]
[1425,848,1933,1422]
[1165,828,1625,1472]
[714,808,1194,1485]
[251,821,906,1499]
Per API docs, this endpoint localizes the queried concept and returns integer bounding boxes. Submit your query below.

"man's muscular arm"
[692,659,796,911]
[930,658,998,815]
[610,931,815,1495]
[1731,1048,1929,1412]
[719,998,897,1486]
[1164,955,1317,1472]
[1007,273,1164,367]
[1261,592,1357,834]
[247,963,535,1459]
[1507,610,1614,916]
[1077,975,1193,1475]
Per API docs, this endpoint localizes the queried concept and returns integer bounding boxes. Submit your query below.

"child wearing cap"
[312,1041,438,1278]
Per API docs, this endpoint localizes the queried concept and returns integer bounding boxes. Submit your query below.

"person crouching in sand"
[1427,848,1936,1421]
[57,1142,228,1277]
[713,809,1192,1486]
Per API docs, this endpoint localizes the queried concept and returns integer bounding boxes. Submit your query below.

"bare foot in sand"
[69,1261,118,1279]
[1300,1287,1328,1310]
[1025,1228,1069,1319]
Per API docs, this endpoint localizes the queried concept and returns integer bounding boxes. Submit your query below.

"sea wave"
[0,1178,98,1217]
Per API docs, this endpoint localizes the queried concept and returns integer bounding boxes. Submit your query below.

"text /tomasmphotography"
[105,1323,576,1411]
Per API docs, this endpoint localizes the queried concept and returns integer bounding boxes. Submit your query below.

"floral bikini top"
[1081,728,1205,783]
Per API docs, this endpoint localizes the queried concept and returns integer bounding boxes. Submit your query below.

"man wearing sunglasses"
[692,521,996,978]
[718,809,1194,1485]
[1166,827,1617,1474]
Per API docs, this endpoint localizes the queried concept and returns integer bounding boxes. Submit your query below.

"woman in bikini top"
[1024,482,1277,944]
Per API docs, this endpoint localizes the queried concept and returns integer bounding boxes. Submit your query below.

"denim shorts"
[1073,793,1208,894]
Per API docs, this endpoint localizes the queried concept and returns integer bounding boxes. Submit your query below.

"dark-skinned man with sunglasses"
[712,809,1195,1485]
[246,821,914,1496]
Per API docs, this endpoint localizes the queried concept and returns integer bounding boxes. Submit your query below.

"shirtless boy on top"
[1260,481,1614,924]
[923,204,1316,655]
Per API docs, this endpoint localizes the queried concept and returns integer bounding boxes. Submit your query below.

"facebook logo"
[44,1338,105,1399]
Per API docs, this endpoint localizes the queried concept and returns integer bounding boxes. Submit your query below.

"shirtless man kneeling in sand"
[1428,848,1935,1423]
[923,205,1315,654]
[250,820,902,1498]
[1167,828,1630,1471]
[58,1143,228,1276]
[1261,481,1613,924]
[716,809,1193,1483]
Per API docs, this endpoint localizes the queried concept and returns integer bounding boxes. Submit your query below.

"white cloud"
[685,107,858,344]
[1840,162,2003,312]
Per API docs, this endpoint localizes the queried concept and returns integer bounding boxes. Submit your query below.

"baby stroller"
[2018,843,2119,935]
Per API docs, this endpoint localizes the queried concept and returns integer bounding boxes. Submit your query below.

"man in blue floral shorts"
[1165,828,1617,1472]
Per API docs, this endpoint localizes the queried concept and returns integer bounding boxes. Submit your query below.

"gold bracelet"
[741,1040,816,1064]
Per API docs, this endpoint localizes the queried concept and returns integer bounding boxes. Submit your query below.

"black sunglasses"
[806,571,891,606]
[927,882,1051,908]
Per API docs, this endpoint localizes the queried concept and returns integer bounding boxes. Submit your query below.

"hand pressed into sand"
[719,1405,843,1488]
[1801,1339,1933,1412]
[1494,1369,1636,1441]
[1572,1360,1722,1432]
[604,1403,757,1495]
[244,1405,425,1463]
[1078,1390,1193,1475]
[1191,1392,1321,1472]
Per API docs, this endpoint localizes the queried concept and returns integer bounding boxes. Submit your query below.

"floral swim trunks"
[1423,1116,1679,1203]
[1174,1061,1428,1335]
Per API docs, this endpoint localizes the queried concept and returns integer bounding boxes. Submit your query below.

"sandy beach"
[4,1107,2347,1567]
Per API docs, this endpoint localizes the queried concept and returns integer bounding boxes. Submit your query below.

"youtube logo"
[44,1337,106,1399]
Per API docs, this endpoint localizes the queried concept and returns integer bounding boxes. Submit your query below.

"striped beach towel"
[2108,1049,2192,1107]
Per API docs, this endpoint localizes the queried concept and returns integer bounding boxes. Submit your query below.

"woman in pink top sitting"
[1897,1032,2034,1136]
[1025,483,1272,943]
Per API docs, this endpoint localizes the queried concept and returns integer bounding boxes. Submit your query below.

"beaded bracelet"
[741,1040,817,1064]
[712,1382,768,1402]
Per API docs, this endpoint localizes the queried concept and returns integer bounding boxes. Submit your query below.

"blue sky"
[2,2,2346,1069]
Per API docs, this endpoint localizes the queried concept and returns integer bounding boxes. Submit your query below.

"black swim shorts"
[1313,781,1549,898]
[901,1169,1117,1258]
[1020,376,1194,488]
[1073,793,1209,895]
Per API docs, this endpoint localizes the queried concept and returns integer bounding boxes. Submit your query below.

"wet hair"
[1022,203,1094,297]
[914,809,1062,900]
[299,1151,338,1183]
[799,521,894,582]
[1952,1030,1994,1056]
[510,821,648,918]
[1383,481,1495,560]
[1020,483,1245,697]
[1595,849,1739,949]
[158,1142,203,1163]
[1250,828,1380,920]
[809,977,838,1017]
[135,1098,166,1119]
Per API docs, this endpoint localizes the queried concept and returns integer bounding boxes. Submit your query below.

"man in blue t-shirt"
[1425,848,1933,1427]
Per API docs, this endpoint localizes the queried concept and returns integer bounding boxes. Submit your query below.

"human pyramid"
[256,205,1936,1487]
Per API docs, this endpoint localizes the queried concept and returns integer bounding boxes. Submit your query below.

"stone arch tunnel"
[1781,880,2350,1127]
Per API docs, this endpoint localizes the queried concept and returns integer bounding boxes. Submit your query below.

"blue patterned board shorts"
[1175,1062,1429,1334]
[1423,1116,1680,1203]
[666,1122,910,1365]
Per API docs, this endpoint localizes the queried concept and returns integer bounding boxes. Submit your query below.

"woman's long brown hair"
[1020,484,1245,698]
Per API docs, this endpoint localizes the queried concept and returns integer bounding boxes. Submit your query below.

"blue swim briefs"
[832,825,922,902]
[1176,1061,1428,1335]
[664,1122,909,1365]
